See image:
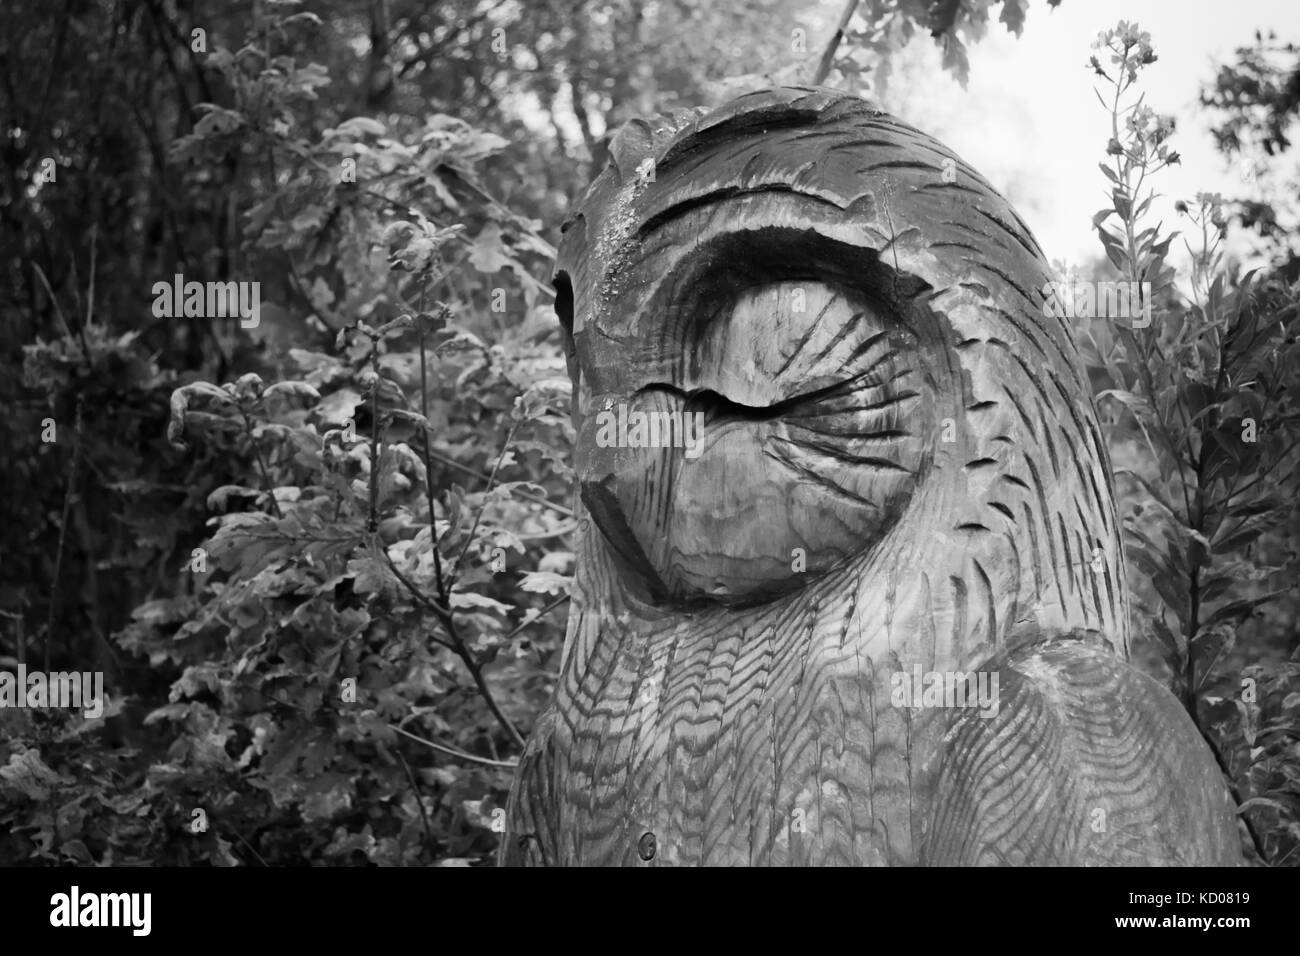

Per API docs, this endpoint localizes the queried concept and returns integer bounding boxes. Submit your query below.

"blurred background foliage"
[0,0,1296,865]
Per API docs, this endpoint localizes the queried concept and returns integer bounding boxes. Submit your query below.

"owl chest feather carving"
[502,87,1239,866]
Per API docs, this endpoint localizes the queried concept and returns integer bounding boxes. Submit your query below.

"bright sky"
[865,0,1300,273]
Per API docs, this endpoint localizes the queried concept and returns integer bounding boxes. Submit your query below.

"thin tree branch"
[416,294,450,600]
[46,397,83,671]
[231,827,270,867]
[450,422,518,586]
[381,550,527,750]
[239,407,283,518]
[500,594,570,645]
[811,0,863,86]
[394,746,436,853]
[389,722,518,769]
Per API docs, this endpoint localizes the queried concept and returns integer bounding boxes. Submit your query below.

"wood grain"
[501,87,1240,866]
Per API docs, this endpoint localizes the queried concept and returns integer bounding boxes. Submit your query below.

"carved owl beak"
[575,388,685,602]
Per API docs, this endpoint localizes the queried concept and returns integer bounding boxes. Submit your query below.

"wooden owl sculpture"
[501,87,1240,866]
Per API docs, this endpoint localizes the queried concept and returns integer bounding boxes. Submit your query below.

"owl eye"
[647,280,930,604]
[573,265,940,608]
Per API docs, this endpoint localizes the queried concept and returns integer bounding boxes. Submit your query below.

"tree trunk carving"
[501,86,1241,866]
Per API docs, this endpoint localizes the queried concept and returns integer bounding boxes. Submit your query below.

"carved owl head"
[556,86,1127,653]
